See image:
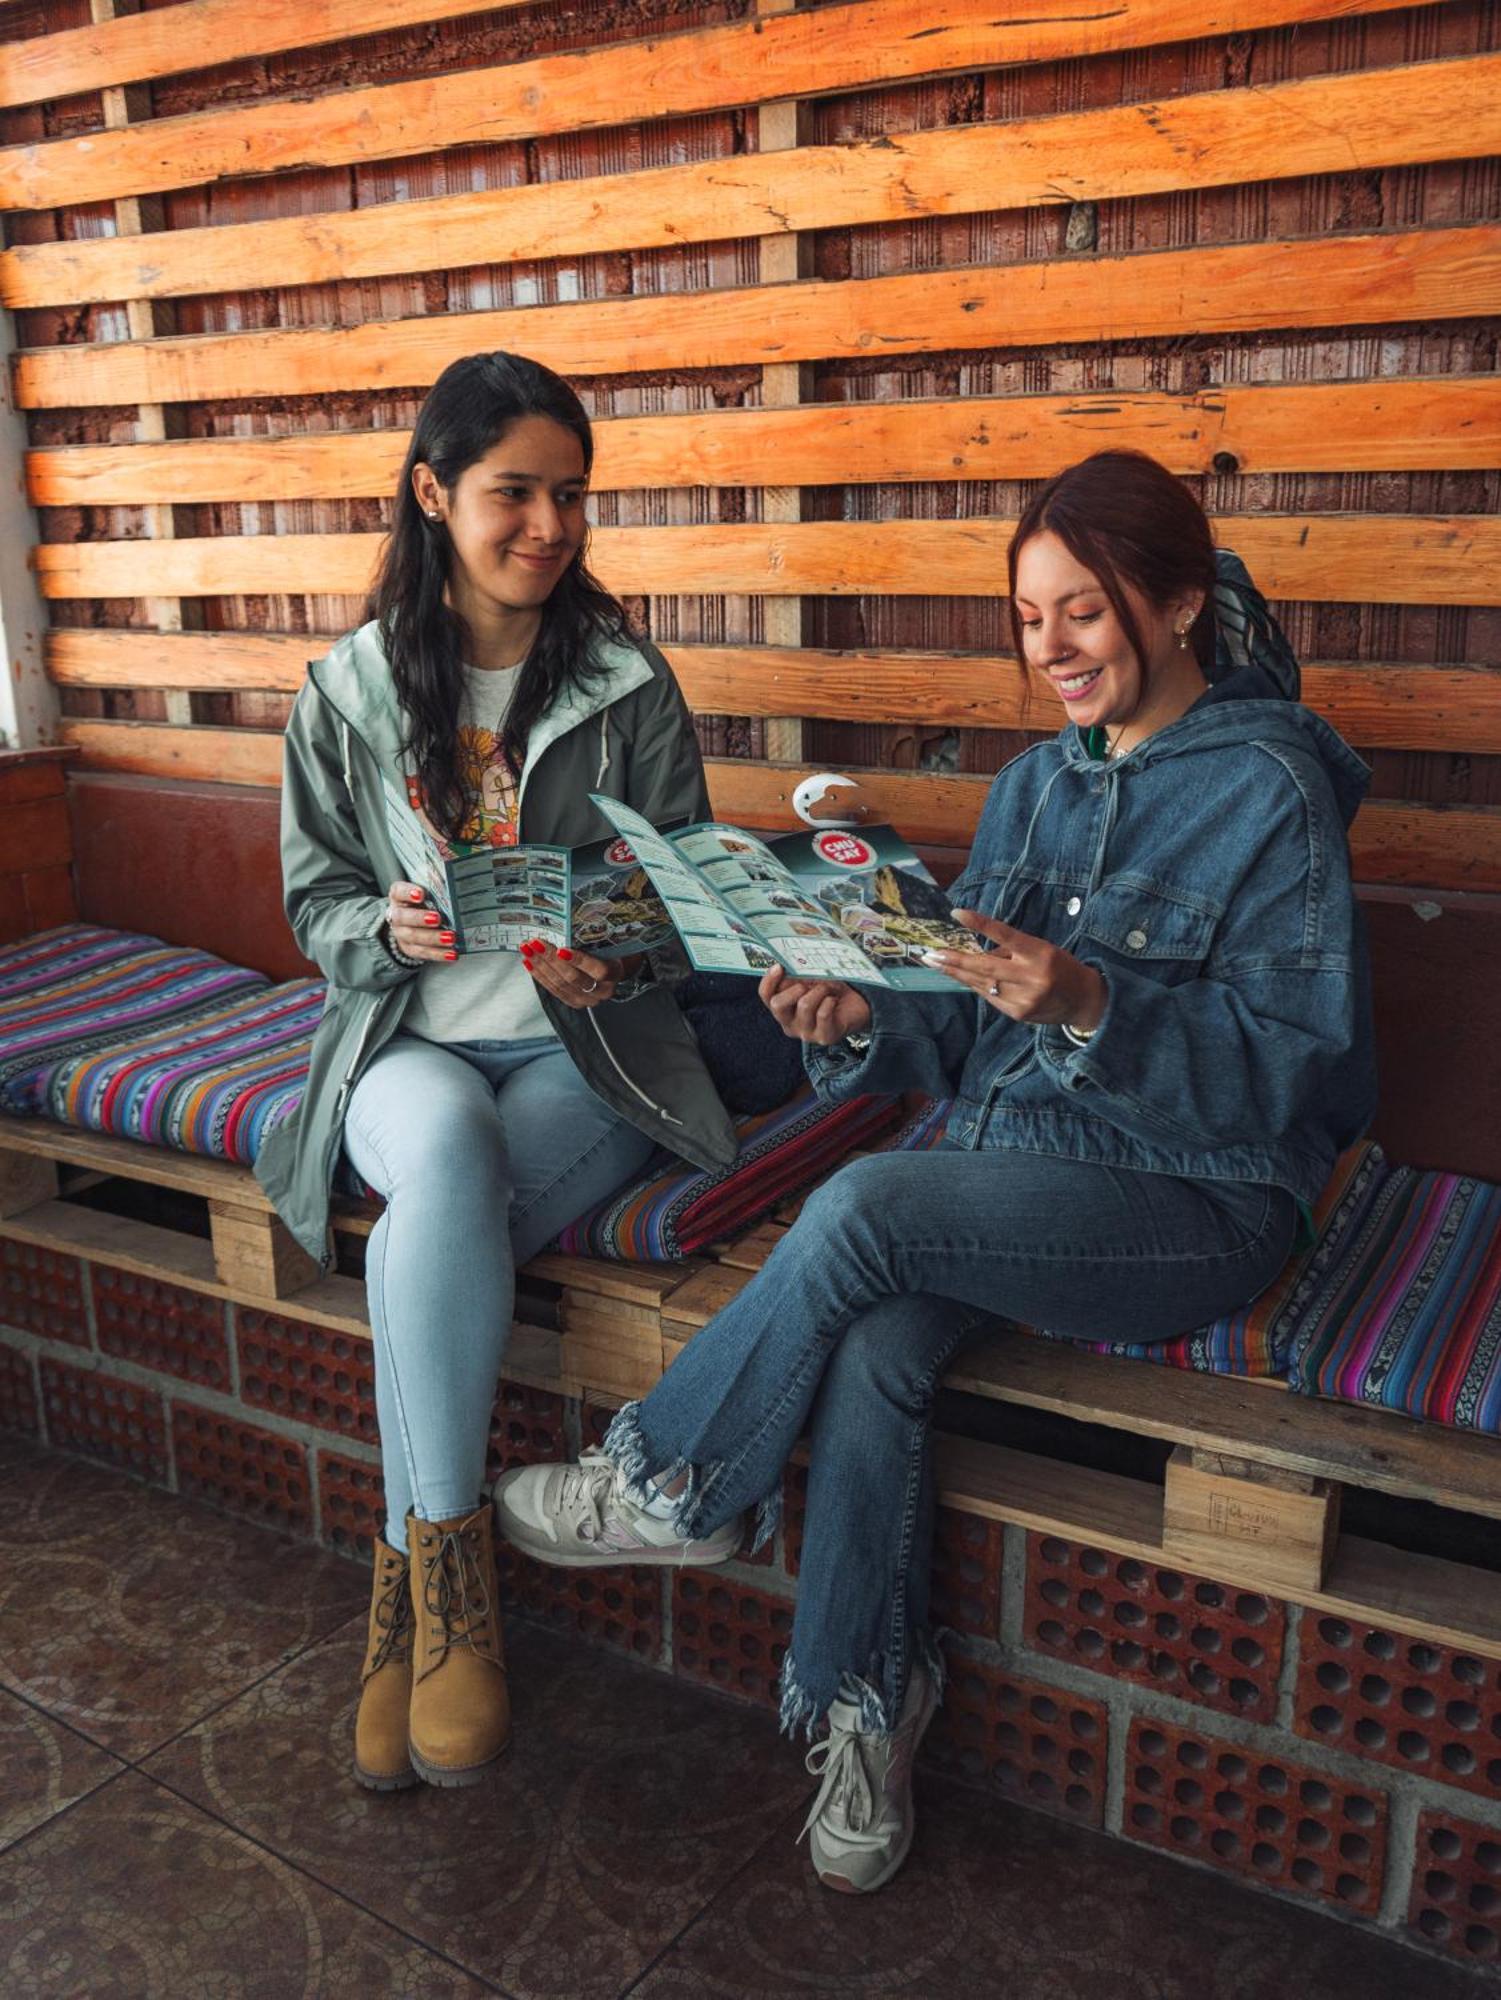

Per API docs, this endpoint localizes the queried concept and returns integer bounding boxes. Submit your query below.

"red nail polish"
[444,949,458,961]
[407,889,424,904]
[423,912,441,926]
[557,947,574,961]
[438,932,455,945]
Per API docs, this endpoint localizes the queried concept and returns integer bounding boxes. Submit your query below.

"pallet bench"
[3,1105,1498,1668]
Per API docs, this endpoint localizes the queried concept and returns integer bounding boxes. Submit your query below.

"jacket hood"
[1062,665,1371,828]
[306,617,656,778]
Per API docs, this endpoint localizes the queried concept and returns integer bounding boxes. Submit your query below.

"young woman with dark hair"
[495,449,1376,1892]
[255,350,741,1792]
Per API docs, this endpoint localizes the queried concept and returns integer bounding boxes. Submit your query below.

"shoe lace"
[367,1558,412,1677]
[550,1449,625,1544]
[420,1523,495,1666]
[800,1718,883,1850]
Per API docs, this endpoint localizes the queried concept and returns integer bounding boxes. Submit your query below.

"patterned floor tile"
[0,1451,367,1758]
[631,1771,1479,2000]
[0,1771,491,1998]
[146,1617,811,2000]
[0,1688,124,1852]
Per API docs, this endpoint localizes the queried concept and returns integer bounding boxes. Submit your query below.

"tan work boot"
[406,1503,511,1787]
[353,1534,418,1792]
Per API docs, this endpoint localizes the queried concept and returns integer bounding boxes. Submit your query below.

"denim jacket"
[809,666,1377,1205]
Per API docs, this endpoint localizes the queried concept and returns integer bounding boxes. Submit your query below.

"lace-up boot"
[493,1448,741,1567]
[353,1534,418,1792]
[801,1666,938,1894]
[406,1503,510,1787]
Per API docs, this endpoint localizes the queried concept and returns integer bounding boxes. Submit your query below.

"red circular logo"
[605,838,637,867]
[813,831,875,869]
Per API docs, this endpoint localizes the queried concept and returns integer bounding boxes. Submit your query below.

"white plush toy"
[791,771,872,828]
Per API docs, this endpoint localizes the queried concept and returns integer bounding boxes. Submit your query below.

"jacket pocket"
[1075,878,1219,981]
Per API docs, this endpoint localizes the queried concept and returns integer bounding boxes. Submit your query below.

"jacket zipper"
[336,994,384,1114]
[587,1010,684,1127]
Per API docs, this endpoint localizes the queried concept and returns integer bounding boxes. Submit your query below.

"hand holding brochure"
[381,774,972,988]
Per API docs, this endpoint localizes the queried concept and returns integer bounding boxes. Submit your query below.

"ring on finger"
[582,976,600,994]
[987,979,1001,997]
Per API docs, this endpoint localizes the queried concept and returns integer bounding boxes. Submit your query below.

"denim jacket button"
[1125,928,1148,951]
[1066,895,1082,916]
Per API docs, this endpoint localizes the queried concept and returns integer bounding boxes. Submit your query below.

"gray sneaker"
[800,1666,938,1894]
[493,1448,742,1568]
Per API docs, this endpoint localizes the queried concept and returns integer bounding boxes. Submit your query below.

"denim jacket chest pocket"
[1074,879,1221,985]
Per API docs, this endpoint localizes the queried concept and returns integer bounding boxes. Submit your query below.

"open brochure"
[382,778,972,989]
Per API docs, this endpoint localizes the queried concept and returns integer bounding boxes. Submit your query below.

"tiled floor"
[0,1435,1480,1999]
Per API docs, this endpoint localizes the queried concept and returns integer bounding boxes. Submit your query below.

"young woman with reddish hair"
[494,449,1376,1891]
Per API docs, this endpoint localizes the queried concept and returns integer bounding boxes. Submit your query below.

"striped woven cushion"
[1028,1145,1380,1377]
[0,923,318,1166]
[1286,1151,1501,1434]
[0,924,270,1116]
[553,1086,906,1261]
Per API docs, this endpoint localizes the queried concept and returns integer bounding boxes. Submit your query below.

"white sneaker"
[492,1449,742,1569]
[801,1666,938,1894]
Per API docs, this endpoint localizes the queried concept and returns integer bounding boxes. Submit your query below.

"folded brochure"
[382,775,972,989]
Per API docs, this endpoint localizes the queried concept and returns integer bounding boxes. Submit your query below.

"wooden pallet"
[3,1110,1499,1658]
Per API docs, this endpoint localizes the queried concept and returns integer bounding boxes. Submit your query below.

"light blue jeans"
[344,1032,657,1546]
[603,1146,1295,1737]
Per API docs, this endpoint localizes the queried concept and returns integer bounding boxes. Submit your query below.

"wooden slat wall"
[5,0,1500,895]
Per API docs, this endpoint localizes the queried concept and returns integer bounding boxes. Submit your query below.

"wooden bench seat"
[4,1106,1498,1669]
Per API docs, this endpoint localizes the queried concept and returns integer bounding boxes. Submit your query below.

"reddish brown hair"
[1007,450,1217,684]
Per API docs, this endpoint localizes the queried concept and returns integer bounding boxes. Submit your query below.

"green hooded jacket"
[253,618,740,1264]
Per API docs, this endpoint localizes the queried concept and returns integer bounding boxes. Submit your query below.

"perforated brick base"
[92,1267,228,1390]
[1408,1808,1501,1967]
[1123,1717,1388,1914]
[39,1356,168,1482]
[0,1341,38,1436]
[498,1547,662,1663]
[925,1655,1107,1826]
[931,1510,1003,1639]
[673,1573,792,1710]
[487,1382,568,1481]
[171,1401,312,1536]
[316,1448,385,1555]
[236,1308,376,1444]
[1026,1533,1285,1721]
[1,1241,88,1346]
[1294,1610,1501,1802]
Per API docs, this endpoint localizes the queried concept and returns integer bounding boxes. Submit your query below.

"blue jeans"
[344,1032,657,1545]
[604,1147,1295,1736]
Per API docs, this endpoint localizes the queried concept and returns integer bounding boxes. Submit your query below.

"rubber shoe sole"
[407,1734,512,1788]
[351,1757,421,1794]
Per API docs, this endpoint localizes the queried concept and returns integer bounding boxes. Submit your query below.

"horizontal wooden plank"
[703,761,1501,892]
[45,631,1501,757]
[34,514,1501,606]
[17,224,1499,411]
[49,722,1501,891]
[936,1435,1501,1660]
[0,0,529,111]
[9,50,1496,309]
[948,1325,1501,1521]
[28,377,1501,508]
[0,0,1442,212]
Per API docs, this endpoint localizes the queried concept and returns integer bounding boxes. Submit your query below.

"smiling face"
[413,414,589,625]
[1013,529,1205,751]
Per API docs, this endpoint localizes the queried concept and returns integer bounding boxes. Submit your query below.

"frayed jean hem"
[602,1400,781,1550]
[778,1629,948,1741]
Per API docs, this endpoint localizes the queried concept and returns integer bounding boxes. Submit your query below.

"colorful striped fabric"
[553,1086,906,1261]
[0,924,270,1118]
[1286,1152,1501,1435]
[42,977,323,1166]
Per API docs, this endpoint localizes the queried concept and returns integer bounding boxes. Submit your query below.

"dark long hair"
[371,351,627,841]
[1007,450,1217,690]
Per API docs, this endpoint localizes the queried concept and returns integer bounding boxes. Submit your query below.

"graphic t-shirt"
[400,662,557,1047]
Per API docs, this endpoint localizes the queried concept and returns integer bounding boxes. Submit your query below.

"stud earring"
[425,511,441,522]
[1175,624,1190,651]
